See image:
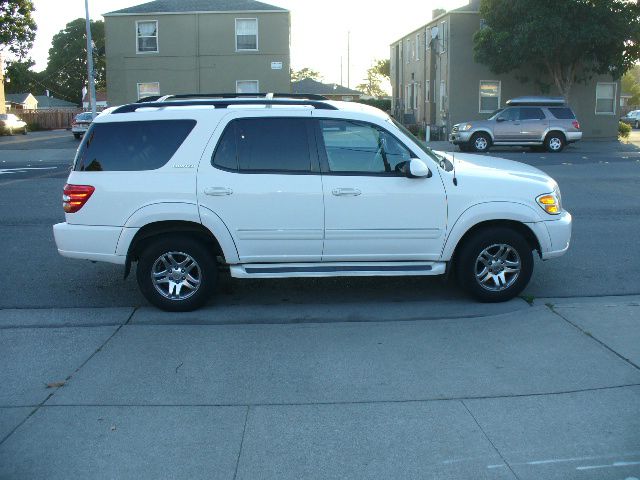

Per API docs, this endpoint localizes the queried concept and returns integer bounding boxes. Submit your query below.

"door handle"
[332,188,361,196]
[204,187,233,196]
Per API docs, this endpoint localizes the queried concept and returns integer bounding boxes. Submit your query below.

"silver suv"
[450,97,582,153]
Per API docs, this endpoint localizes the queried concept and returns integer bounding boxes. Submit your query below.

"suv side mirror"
[404,158,431,178]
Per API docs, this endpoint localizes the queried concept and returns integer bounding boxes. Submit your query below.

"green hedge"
[619,121,631,139]
[355,98,391,112]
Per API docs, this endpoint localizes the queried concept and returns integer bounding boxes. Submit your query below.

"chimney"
[432,8,446,19]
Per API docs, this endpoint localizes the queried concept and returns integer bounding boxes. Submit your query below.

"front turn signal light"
[536,193,560,215]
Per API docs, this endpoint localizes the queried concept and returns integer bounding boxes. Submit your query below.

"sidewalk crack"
[545,304,640,371]
[462,400,521,480]
[233,406,250,480]
[0,307,137,447]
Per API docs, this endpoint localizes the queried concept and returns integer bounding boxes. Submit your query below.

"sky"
[27,0,468,88]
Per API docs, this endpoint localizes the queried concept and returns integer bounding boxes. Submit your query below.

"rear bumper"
[53,222,125,265]
[540,211,572,260]
[565,131,582,143]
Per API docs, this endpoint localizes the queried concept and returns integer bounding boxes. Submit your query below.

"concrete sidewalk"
[0,296,639,479]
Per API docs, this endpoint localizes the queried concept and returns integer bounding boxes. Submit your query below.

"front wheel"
[136,236,217,311]
[471,133,491,153]
[455,227,534,302]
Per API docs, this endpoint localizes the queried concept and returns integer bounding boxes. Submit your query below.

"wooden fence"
[8,109,82,130]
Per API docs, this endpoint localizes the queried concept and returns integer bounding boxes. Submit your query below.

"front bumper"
[53,222,125,265]
[449,131,473,145]
[540,211,572,260]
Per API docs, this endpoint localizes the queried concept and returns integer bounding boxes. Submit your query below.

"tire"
[73,133,81,139]
[458,144,472,152]
[22,127,28,135]
[7,127,13,136]
[544,132,565,153]
[455,227,534,303]
[635,121,639,129]
[136,236,217,312]
[470,132,491,153]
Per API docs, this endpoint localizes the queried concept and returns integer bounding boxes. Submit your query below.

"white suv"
[53,94,572,311]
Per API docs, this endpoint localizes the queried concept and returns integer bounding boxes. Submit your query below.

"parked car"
[0,113,28,135]
[53,94,572,311]
[450,97,582,153]
[620,110,640,129]
[71,112,94,139]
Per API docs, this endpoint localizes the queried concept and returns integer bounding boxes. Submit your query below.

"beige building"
[5,93,38,111]
[391,0,621,140]
[104,0,291,105]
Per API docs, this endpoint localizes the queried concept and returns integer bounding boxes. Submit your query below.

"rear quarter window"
[548,107,576,120]
[74,120,196,171]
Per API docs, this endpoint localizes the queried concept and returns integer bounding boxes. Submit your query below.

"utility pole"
[340,55,343,86]
[84,0,97,118]
[347,31,350,89]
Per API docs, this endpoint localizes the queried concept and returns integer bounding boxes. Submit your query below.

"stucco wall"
[105,11,291,105]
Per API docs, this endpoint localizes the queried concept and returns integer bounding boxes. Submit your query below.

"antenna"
[452,151,458,186]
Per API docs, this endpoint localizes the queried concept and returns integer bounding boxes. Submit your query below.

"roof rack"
[158,92,329,101]
[111,99,338,114]
[506,96,566,106]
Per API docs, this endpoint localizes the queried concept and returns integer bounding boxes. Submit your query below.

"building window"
[440,21,447,53]
[236,18,258,51]
[406,39,410,63]
[440,80,446,111]
[236,80,259,93]
[595,82,616,115]
[425,80,431,102]
[136,21,158,53]
[137,82,160,100]
[414,83,420,109]
[415,34,420,61]
[405,84,410,111]
[479,80,501,113]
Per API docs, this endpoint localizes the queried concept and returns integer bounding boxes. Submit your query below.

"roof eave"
[104,9,288,16]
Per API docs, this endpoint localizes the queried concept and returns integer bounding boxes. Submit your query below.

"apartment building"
[391,0,620,139]
[104,0,291,105]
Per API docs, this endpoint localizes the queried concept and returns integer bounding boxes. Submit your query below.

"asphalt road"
[1,129,639,309]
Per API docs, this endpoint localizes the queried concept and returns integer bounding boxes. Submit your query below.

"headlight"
[536,188,562,215]
[460,123,473,131]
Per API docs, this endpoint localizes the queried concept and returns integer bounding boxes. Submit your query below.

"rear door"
[197,112,325,263]
[518,107,548,141]
[316,118,447,261]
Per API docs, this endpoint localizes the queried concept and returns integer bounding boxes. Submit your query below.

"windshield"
[76,113,94,121]
[488,108,505,120]
[388,118,453,172]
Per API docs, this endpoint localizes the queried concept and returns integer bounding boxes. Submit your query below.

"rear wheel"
[455,227,534,302]
[136,236,217,311]
[470,133,491,153]
[544,132,565,152]
[22,127,28,135]
[73,133,81,139]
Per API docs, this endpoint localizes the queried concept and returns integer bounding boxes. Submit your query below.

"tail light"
[63,184,95,213]
[572,120,580,130]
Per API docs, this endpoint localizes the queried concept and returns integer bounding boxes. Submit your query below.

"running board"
[230,262,446,279]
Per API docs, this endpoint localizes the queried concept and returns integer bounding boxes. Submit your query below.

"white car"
[0,114,28,135]
[53,94,572,311]
[71,112,94,139]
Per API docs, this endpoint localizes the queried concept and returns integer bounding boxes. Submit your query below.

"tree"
[4,58,43,93]
[474,0,640,101]
[622,65,640,106]
[0,0,36,58]
[291,67,322,82]
[356,59,390,98]
[43,18,105,103]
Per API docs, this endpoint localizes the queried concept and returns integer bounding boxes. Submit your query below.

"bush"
[619,121,631,139]
[26,122,43,132]
[355,98,391,112]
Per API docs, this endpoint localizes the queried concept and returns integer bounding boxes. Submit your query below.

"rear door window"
[212,118,313,173]
[519,108,546,120]
[548,107,576,119]
[74,120,196,171]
